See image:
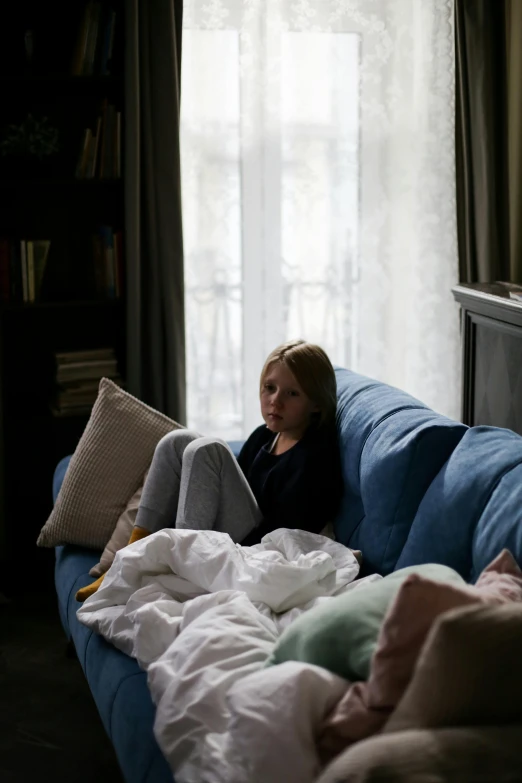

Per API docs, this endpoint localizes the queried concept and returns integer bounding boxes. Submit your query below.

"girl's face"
[260,361,319,439]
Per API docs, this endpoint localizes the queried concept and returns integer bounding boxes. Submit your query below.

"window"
[181,1,459,438]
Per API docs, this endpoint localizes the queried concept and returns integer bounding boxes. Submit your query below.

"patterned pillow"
[37,378,182,550]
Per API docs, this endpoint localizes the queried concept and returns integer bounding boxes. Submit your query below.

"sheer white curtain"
[180,0,460,440]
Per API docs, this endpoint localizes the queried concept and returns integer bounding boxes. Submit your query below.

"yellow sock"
[75,526,151,603]
[75,573,105,602]
[127,526,150,545]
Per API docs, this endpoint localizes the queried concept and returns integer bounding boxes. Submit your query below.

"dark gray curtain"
[455,0,510,284]
[124,0,186,422]
[456,0,522,284]
[505,0,522,283]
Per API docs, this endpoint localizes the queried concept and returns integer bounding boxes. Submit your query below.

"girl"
[76,339,344,601]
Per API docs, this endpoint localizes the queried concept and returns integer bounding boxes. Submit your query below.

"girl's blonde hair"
[260,339,337,427]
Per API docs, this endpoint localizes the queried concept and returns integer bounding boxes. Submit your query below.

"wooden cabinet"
[452,283,522,435]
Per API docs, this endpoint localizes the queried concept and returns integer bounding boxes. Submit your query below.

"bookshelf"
[0,1,126,587]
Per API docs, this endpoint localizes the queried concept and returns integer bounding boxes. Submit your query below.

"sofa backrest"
[333,368,467,576]
[396,426,522,581]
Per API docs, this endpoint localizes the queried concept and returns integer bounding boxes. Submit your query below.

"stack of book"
[53,347,122,417]
[75,99,121,180]
[0,238,51,303]
[93,224,123,298]
[71,2,117,76]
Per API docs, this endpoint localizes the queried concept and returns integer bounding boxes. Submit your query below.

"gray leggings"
[134,429,263,543]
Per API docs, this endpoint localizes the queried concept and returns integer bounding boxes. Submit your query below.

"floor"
[0,582,123,783]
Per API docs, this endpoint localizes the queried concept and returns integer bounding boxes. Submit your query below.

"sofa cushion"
[471,462,522,581]
[227,441,244,458]
[334,368,467,575]
[396,426,522,579]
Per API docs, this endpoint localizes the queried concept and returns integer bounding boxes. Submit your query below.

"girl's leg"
[75,428,201,602]
[175,437,263,543]
[76,432,262,602]
[134,428,202,533]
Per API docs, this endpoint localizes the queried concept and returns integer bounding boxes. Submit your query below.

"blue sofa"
[53,367,522,783]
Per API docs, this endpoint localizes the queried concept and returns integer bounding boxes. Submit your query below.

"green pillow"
[265,564,465,681]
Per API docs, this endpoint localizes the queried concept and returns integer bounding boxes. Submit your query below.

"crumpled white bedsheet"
[77,527,381,783]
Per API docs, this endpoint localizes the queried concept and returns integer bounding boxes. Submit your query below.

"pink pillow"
[318,549,522,761]
[474,549,522,603]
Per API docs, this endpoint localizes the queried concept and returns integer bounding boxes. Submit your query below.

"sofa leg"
[65,639,77,660]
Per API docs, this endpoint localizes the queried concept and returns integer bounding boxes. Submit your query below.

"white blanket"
[77,528,381,783]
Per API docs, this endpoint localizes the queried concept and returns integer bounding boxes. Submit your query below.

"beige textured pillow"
[37,378,182,549]
[384,602,522,734]
[89,468,149,577]
[318,549,522,761]
[317,726,522,783]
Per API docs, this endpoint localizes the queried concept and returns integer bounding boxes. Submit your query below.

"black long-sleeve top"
[237,421,344,546]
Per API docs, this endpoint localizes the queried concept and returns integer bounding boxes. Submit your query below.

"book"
[26,241,35,302]
[115,111,121,178]
[78,100,119,180]
[56,376,123,406]
[72,2,116,77]
[20,241,28,303]
[0,239,10,302]
[52,354,124,416]
[8,240,22,302]
[98,225,116,297]
[55,347,115,364]
[91,225,120,298]
[114,230,123,297]
[24,240,51,302]
[102,10,117,75]
[56,358,118,383]
[89,116,103,178]
[32,240,51,300]
[75,128,92,179]
[52,405,94,418]
[84,3,102,76]
[71,3,93,76]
